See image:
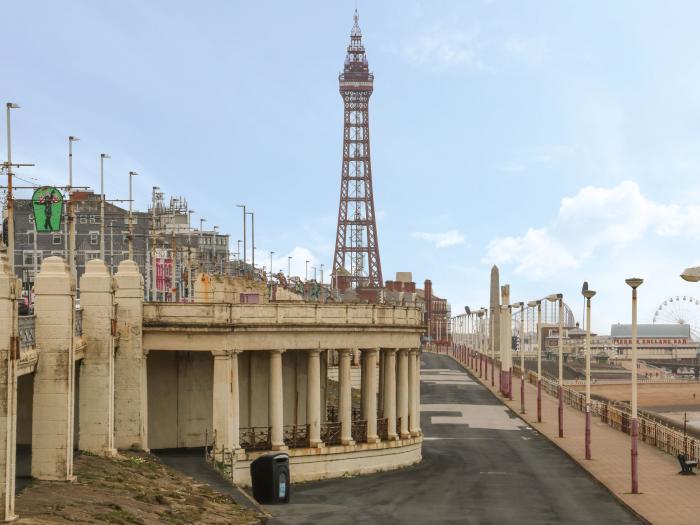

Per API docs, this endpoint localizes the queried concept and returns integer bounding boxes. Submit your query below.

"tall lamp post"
[269,251,274,281]
[67,136,79,281]
[199,218,206,273]
[4,102,21,273]
[515,302,525,413]
[288,256,292,278]
[546,293,564,437]
[582,282,596,460]
[528,299,543,422]
[305,260,309,281]
[127,171,137,260]
[236,204,246,267]
[99,153,110,261]
[246,211,255,275]
[626,277,643,494]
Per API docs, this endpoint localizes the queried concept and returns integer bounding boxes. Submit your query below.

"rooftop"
[610,323,691,338]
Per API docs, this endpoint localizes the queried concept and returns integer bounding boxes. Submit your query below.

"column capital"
[398,348,410,356]
[384,348,398,355]
[338,348,354,355]
[211,350,233,358]
[306,349,322,356]
[362,347,379,357]
[269,348,285,356]
[409,348,421,356]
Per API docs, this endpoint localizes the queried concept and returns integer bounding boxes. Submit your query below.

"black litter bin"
[250,452,290,504]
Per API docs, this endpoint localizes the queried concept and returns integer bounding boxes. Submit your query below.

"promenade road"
[268,352,640,525]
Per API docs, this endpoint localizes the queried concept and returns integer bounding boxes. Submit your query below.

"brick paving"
[456,352,700,525]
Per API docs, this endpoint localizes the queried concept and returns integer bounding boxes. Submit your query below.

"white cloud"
[267,246,320,280]
[412,229,465,248]
[402,24,485,70]
[503,36,547,65]
[483,181,700,279]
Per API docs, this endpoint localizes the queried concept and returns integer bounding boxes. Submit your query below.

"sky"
[5,0,700,333]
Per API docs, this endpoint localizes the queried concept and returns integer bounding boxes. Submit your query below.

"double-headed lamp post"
[67,136,79,282]
[99,153,110,261]
[514,301,525,414]
[528,299,543,422]
[582,282,596,460]
[545,293,565,438]
[128,171,138,260]
[626,277,643,494]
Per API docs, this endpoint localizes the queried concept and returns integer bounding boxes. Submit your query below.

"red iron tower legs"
[332,10,383,292]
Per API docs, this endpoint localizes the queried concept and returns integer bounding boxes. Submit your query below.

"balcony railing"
[351,420,367,443]
[321,422,341,446]
[283,424,310,449]
[239,426,271,451]
[377,418,388,441]
[18,315,35,350]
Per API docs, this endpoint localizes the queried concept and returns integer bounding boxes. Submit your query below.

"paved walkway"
[268,352,639,524]
[459,352,700,525]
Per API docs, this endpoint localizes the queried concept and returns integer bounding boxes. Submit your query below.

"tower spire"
[332,10,383,291]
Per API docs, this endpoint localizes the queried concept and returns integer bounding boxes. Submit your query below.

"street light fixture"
[288,256,292,278]
[528,299,543,422]
[236,204,246,266]
[625,277,643,495]
[270,251,275,281]
[99,154,110,260]
[5,102,20,273]
[581,282,596,460]
[67,136,80,281]
[305,260,309,281]
[128,171,137,260]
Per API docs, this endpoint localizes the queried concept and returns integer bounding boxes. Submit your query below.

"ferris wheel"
[652,296,700,341]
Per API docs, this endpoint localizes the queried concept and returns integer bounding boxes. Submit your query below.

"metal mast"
[332,10,383,291]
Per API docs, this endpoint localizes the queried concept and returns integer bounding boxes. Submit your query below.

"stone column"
[79,259,117,457]
[231,350,241,451]
[365,348,379,443]
[378,349,385,416]
[114,260,148,451]
[269,349,287,450]
[397,349,410,438]
[306,350,323,447]
[32,256,75,480]
[383,349,398,440]
[212,351,233,450]
[339,348,355,445]
[409,349,421,436]
[0,255,18,520]
[360,350,367,420]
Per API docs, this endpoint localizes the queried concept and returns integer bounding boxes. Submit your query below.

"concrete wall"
[16,375,32,447]
[147,351,213,449]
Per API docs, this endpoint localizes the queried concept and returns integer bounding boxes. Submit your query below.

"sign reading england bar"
[32,186,64,232]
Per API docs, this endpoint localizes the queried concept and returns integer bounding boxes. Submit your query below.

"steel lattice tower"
[332,10,383,291]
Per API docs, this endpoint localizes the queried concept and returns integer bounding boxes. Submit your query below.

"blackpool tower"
[331,10,383,291]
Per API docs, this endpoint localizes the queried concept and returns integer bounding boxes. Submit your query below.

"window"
[122,232,129,243]
[89,215,97,224]
[79,216,88,224]
[26,231,34,244]
[89,231,99,245]
[52,233,62,245]
[85,251,100,261]
[22,251,42,266]
[51,250,63,256]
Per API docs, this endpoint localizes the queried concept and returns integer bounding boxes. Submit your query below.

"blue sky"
[6,1,700,332]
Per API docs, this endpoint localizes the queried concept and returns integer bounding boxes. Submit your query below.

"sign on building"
[32,187,64,232]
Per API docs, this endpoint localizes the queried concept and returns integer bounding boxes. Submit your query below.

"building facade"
[610,323,699,360]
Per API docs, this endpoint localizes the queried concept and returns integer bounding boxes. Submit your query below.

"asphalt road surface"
[268,352,641,525]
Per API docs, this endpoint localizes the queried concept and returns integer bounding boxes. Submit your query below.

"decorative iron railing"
[321,422,341,446]
[377,418,388,441]
[18,315,35,350]
[283,424,310,449]
[351,420,367,443]
[74,308,83,337]
[239,426,271,451]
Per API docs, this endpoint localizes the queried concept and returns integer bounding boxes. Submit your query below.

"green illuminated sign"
[32,186,64,232]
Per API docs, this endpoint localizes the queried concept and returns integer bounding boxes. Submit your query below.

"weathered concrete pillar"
[0,254,18,520]
[490,265,501,361]
[339,348,355,445]
[32,256,75,480]
[397,349,410,438]
[114,260,148,451]
[409,348,421,436]
[306,350,322,447]
[360,351,367,420]
[383,349,398,440]
[231,350,241,450]
[378,349,385,416]
[212,351,233,450]
[79,259,117,457]
[365,348,379,443]
[415,349,422,435]
[269,349,286,450]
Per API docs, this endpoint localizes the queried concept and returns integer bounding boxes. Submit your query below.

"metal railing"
[18,315,35,350]
[351,420,367,443]
[377,418,388,441]
[74,308,83,337]
[283,424,310,449]
[321,422,341,446]
[239,426,271,451]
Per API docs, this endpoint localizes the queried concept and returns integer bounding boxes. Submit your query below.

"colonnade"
[211,347,422,452]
